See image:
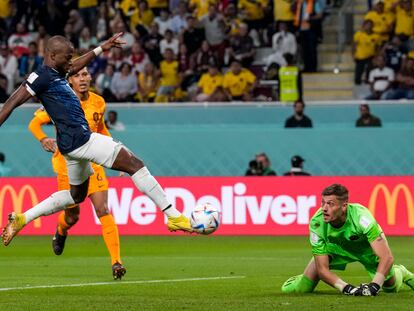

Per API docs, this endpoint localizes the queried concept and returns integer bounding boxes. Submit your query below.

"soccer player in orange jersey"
[28,67,126,280]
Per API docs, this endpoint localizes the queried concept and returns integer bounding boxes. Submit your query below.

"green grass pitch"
[0,236,413,311]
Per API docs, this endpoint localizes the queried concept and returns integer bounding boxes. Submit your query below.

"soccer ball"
[190,203,220,235]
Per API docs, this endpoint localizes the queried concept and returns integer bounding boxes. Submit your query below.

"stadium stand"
[0,0,318,102]
[0,0,414,102]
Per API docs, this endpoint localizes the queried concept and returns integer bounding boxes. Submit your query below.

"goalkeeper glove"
[357,282,381,296]
[342,284,358,295]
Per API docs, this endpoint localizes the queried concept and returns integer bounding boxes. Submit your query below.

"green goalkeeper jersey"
[309,203,383,264]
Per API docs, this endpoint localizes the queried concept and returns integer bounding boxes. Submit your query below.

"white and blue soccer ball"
[190,203,220,235]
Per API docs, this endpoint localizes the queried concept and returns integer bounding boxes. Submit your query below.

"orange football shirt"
[29,92,110,176]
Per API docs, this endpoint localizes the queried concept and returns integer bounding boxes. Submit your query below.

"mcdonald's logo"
[368,183,414,228]
[0,185,41,228]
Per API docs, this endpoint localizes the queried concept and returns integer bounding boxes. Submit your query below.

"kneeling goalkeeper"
[282,184,414,296]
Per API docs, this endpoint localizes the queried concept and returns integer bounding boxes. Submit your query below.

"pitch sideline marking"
[0,275,246,292]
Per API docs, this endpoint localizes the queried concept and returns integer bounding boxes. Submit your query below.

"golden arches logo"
[368,183,414,228]
[0,185,41,228]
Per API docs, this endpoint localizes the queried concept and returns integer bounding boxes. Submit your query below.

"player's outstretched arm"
[356,233,394,296]
[314,255,358,295]
[69,33,125,76]
[0,85,32,127]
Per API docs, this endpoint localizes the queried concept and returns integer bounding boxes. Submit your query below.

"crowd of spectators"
[0,0,332,103]
[353,0,414,100]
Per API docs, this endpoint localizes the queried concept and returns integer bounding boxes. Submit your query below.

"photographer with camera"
[245,152,277,176]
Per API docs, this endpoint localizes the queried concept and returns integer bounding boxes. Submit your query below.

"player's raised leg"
[70,132,192,232]
[1,163,91,246]
[111,147,192,232]
[0,33,127,245]
[89,191,126,280]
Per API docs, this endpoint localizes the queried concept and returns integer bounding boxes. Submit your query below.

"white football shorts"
[64,133,124,185]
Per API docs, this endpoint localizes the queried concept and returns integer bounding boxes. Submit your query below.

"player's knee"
[131,155,144,170]
[64,206,80,225]
[70,189,88,204]
[281,274,317,294]
[66,212,80,225]
[126,155,145,175]
[113,148,145,175]
[95,206,109,218]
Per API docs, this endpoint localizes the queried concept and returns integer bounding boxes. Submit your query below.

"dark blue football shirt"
[25,65,91,154]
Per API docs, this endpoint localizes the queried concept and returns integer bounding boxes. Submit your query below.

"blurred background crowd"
[0,0,333,103]
[0,0,414,103]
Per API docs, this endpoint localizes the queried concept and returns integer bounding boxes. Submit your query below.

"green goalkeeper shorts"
[328,255,395,281]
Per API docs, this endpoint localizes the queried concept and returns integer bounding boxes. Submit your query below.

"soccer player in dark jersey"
[0,34,194,246]
[28,67,126,280]
[281,184,414,296]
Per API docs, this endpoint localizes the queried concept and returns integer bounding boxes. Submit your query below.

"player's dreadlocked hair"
[322,184,349,202]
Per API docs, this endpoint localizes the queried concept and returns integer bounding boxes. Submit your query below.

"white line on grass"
[0,275,245,292]
[115,256,302,262]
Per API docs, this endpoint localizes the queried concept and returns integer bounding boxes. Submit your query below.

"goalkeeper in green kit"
[282,184,414,296]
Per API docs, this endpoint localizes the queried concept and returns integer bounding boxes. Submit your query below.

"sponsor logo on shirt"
[310,232,319,245]
[359,216,371,229]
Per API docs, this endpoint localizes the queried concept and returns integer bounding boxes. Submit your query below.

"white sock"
[131,167,181,217]
[24,190,75,223]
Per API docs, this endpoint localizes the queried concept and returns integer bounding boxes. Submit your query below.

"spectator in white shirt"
[272,22,297,56]
[264,22,297,68]
[170,1,189,34]
[201,5,226,47]
[160,29,180,55]
[265,22,297,69]
[0,44,18,94]
[8,23,32,57]
[155,10,173,36]
[110,62,138,102]
[114,21,135,50]
[78,27,98,50]
[366,54,395,100]
[200,5,227,64]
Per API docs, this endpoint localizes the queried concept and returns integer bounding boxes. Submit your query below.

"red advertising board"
[0,177,413,235]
